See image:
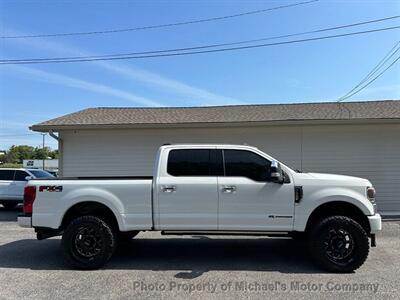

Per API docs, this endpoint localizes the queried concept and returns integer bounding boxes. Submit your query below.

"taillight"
[23,186,36,214]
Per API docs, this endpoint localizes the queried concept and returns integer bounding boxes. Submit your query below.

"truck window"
[14,171,29,181]
[167,149,223,176]
[0,170,15,181]
[223,150,271,182]
[29,170,54,178]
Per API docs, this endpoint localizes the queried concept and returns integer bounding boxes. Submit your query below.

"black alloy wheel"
[62,215,117,270]
[310,216,369,272]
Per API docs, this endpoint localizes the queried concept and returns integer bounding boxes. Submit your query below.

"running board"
[161,230,290,237]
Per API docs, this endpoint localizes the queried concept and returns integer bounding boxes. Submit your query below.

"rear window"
[167,149,223,176]
[29,170,54,178]
[0,170,15,180]
[14,171,29,181]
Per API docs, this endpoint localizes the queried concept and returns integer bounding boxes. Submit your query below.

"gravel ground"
[0,207,399,300]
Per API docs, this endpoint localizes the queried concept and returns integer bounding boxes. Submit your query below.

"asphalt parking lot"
[0,207,398,300]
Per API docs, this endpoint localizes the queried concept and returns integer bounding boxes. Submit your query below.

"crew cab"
[0,168,54,209]
[18,144,381,271]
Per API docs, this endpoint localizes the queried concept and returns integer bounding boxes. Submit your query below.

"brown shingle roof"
[31,100,400,131]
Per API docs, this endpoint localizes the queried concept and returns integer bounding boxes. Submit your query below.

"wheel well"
[61,202,119,231]
[305,201,370,234]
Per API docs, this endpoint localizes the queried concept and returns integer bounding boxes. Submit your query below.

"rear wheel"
[62,215,117,270]
[310,216,369,272]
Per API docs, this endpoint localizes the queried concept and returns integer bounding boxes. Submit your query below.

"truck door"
[156,148,222,230]
[218,149,295,231]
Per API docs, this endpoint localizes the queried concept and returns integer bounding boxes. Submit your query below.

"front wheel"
[61,215,117,270]
[310,216,369,272]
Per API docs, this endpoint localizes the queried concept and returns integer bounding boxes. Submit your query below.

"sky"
[0,0,399,150]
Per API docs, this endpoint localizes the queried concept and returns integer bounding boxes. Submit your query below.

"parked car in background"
[45,170,58,177]
[0,168,54,209]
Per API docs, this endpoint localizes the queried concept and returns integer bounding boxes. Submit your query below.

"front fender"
[293,187,374,231]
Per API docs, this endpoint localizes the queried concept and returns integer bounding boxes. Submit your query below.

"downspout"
[48,130,60,141]
[48,130,63,176]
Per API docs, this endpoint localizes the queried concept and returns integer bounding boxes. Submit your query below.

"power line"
[337,40,400,101]
[1,25,399,65]
[0,0,319,39]
[351,41,400,87]
[337,53,400,102]
[3,15,399,63]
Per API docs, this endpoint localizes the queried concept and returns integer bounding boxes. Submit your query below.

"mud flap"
[370,234,376,247]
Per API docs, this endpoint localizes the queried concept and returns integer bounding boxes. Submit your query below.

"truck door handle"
[222,185,236,193]
[162,185,176,193]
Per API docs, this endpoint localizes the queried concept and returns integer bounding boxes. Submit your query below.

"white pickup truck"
[18,144,381,272]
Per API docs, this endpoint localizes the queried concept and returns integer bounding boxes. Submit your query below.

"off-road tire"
[62,215,117,270]
[309,216,369,272]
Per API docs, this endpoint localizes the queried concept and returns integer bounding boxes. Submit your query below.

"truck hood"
[295,172,371,186]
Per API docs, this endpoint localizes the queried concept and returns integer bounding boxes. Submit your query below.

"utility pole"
[41,133,46,170]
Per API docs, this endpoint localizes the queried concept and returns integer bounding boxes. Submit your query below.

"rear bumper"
[17,214,32,228]
[368,213,382,233]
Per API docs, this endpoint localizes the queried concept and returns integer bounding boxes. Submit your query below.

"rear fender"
[57,187,125,231]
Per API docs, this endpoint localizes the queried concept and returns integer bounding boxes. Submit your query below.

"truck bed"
[29,177,154,231]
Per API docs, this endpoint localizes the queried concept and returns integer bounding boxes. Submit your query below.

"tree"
[6,145,35,164]
[0,151,5,164]
[4,145,59,164]
[33,147,52,160]
[49,149,59,159]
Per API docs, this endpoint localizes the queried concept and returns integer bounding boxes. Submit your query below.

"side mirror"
[25,176,33,181]
[270,160,284,184]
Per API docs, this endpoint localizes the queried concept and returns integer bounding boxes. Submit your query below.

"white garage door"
[60,123,400,214]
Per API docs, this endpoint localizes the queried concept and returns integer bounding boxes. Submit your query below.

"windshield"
[29,170,54,178]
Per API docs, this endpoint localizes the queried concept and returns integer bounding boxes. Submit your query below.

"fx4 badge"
[39,186,63,192]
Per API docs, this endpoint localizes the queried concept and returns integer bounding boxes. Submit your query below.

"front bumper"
[17,214,32,228]
[368,213,382,234]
